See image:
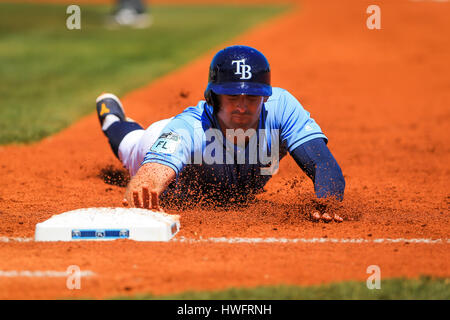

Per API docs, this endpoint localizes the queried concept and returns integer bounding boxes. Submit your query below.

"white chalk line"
[0,270,95,278]
[0,236,448,244]
[410,0,448,2]
[173,237,450,244]
[1,236,449,244]
[0,236,33,243]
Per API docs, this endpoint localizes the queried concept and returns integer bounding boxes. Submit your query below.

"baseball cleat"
[96,93,126,127]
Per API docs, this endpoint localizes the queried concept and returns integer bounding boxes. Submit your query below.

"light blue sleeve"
[141,117,196,176]
[278,90,328,152]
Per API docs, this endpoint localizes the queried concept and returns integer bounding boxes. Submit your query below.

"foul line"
[173,237,449,244]
[0,236,448,244]
[0,270,95,278]
[0,237,33,243]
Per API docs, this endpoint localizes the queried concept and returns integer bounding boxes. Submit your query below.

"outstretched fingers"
[141,187,159,210]
[128,187,160,210]
[310,211,343,223]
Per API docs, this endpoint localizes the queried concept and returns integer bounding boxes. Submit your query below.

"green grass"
[0,2,287,144]
[112,277,450,300]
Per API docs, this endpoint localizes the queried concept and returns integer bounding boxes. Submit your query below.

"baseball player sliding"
[96,46,346,222]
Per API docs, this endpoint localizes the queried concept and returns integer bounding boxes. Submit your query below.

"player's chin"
[231,124,253,132]
[230,117,252,129]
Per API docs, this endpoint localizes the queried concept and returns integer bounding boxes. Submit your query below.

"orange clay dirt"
[0,0,449,299]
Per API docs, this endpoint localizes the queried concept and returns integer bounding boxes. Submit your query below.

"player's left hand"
[310,211,343,223]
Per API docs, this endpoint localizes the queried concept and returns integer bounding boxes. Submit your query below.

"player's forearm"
[313,156,345,201]
[291,138,345,201]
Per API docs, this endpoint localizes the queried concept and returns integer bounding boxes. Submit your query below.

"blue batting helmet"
[204,45,272,109]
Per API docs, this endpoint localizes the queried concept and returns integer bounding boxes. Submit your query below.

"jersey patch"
[150,132,181,154]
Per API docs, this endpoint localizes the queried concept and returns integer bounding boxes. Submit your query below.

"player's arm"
[276,89,345,221]
[290,137,346,222]
[291,138,345,200]
[123,116,197,210]
[123,162,176,210]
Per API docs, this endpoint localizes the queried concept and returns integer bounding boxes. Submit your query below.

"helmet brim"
[209,82,272,97]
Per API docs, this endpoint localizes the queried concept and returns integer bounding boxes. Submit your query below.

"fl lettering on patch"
[151,132,181,154]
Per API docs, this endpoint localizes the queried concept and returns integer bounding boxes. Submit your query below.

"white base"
[34,207,180,242]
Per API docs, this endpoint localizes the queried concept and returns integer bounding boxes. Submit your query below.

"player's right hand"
[121,162,176,211]
[123,186,161,211]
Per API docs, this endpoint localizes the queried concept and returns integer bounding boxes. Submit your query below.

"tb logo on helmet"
[232,59,252,80]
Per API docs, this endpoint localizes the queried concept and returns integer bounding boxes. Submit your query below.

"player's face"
[217,94,268,131]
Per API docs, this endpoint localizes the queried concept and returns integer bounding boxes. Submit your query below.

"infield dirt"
[0,0,449,299]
